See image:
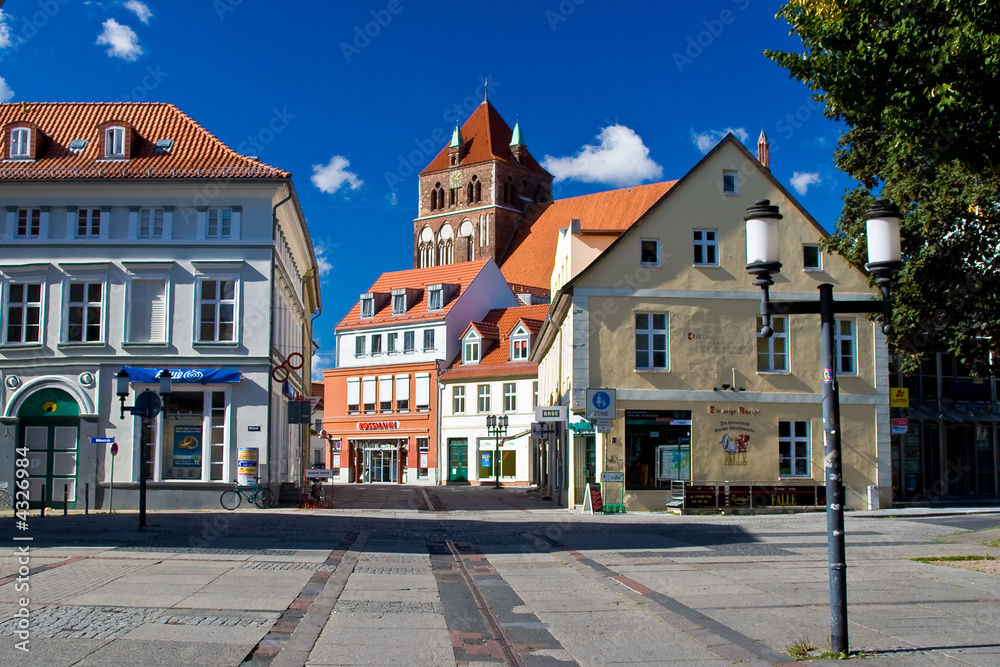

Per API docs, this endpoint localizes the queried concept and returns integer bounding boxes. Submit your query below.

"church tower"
[414,96,552,269]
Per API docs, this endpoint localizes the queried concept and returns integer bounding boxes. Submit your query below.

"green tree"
[767,0,1000,373]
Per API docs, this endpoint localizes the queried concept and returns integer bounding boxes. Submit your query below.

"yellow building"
[533,135,890,511]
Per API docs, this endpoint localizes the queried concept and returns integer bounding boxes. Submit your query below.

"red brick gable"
[0,102,288,180]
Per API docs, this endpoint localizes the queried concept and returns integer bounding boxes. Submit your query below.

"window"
[803,244,822,270]
[354,336,366,356]
[463,332,480,364]
[835,319,857,375]
[453,385,465,414]
[477,384,491,413]
[635,313,668,370]
[370,333,382,355]
[139,208,164,238]
[417,437,429,479]
[403,330,415,352]
[5,283,42,344]
[208,391,227,481]
[346,378,361,414]
[722,170,738,194]
[360,295,374,318]
[379,376,393,413]
[387,332,399,353]
[105,126,125,158]
[415,373,430,411]
[756,316,788,372]
[207,208,232,239]
[423,328,435,351]
[128,278,166,343]
[693,230,718,266]
[197,279,236,342]
[427,284,443,311]
[391,289,407,314]
[17,208,41,238]
[66,282,103,343]
[779,420,810,476]
[10,128,29,158]
[362,377,376,413]
[511,326,530,360]
[77,208,101,238]
[395,374,409,412]
[640,239,659,265]
[503,383,517,412]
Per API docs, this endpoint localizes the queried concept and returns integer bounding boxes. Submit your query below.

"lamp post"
[745,199,901,655]
[486,414,508,489]
[115,368,172,529]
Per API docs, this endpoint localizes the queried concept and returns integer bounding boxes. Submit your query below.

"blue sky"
[0,0,853,376]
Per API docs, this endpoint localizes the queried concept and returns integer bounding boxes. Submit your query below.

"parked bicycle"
[220,477,276,510]
[0,482,11,511]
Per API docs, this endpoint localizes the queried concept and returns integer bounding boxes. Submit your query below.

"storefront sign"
[890,387,910,408]
[684,485,720,509]
[535,405,568,422]
[568,416,594,433]
[481,452,491,468]
[356,421,400,430]
[237,447,258,485]
[715,419,754,466]
[890,417,909,435]
[708,405,761,416]
[600,472,624,483]
[122,366,241,384]
[172,425,202,469]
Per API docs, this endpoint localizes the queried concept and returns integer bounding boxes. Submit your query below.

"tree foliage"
[766,0,1000,373]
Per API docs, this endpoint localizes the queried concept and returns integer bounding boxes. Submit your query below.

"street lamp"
[115,368,172,529]
[745,199,901,655]
[486,414,508,489]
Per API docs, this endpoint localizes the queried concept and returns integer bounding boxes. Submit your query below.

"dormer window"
[427,284,443,311]
[391,289,408,315]
[511,325,530,360]
[10,128,30,158]
[360,294,375,318]
[463,330,481,365]
[105,126,126,158]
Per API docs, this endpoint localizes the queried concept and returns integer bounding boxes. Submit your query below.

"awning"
[122,367,241,384]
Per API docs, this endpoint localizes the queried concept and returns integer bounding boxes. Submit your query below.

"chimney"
[570,218,582,234]
[757,130,770,171]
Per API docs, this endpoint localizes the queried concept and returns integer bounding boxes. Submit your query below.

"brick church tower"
[414,94,552,268]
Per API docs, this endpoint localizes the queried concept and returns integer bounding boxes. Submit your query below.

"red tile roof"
[442,304,549,379]
[420,100,549,176]
[0,102,288,180]
[336,258,500,331]
[499,180,676,290]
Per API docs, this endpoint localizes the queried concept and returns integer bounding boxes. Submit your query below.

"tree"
[766,0,1000,373]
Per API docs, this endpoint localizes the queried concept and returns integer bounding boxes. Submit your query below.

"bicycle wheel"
[220,489,242,510]
[255,488,276,509]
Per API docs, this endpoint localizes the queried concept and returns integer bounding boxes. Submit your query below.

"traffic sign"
[110,443,119,456]
[586,388,616,420]
[91,437,114,444]
[596,419,611,434]
[133,391,162,418]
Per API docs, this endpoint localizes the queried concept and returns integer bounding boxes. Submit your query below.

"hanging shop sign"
[356,421,401,431]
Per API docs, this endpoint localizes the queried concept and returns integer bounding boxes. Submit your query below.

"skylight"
[155,138,174,152]
[68,139,88,153]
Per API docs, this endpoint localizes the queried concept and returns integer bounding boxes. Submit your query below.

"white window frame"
[206,208,233,239]
[15,208,42,239]
[125,276,169,345]
[503,383,516,412]
[779,420,810,477]
[803,243,823,271]
[354,335,366,356]
[757,316,788,373]
[693,229,718,266]
[3,280,44,345]
[77,208,102,238]
[387,331,399,354]
[835,318,857,375]
[10,127,30,158]
[463,331,481,365]
[360,295,375,318]
[477,384,491,413]
[403,330,415,353]
[391,289,407,315]
[370,333,383,355]
[64,280,106,344]
[640,239,659,266]
[453,385,465,414]
[722,170,738,195]
[139,208,164,239]
[195,276,239,344]
[510,325,530,360]
[105,126,126,158]
[635,312,669,371]
[427,284,443,311]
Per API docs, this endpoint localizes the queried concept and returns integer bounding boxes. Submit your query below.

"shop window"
[756,316,788,372]
[624,409,691,490]
[417,437,429,479]
[209,392,226,480]
[778,420,810,477]
[162,391,208,480]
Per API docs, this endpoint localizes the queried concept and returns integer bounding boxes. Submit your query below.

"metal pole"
[819,283,848,654]
[139,413,147,530]
[494,431,500,488]
[110,453,114,514]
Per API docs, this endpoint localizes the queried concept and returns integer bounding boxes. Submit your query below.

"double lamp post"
[744,198,902,655]
[485,414,508,488]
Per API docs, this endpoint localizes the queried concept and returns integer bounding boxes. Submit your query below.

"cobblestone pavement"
[1,485,1000,666]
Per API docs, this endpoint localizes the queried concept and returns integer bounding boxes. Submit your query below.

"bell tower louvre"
[413,95,553,269]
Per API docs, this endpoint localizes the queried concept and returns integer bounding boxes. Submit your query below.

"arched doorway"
[17,388,81,509]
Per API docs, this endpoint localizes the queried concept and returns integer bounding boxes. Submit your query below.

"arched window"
[475,180,482,202]
[431,183,443,211]
[467,182,474,204]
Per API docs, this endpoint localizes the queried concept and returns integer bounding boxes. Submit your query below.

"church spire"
[509,119,525,147]
[757,129,770,171]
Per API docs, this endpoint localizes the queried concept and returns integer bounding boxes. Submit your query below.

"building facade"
[0,102,320,509]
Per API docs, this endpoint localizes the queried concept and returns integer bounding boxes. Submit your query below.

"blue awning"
[122,367,242,384]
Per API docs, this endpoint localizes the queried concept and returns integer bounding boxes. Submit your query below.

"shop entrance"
[17,388,81,509]
[363,445,398,483]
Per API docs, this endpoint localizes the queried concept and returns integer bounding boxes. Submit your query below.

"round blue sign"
[592,391,610,410]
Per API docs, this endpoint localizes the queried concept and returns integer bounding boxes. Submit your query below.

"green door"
[448,438,468,482]
[17,389,81,509]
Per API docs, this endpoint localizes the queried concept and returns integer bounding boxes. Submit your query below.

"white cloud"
[124,0,153,24]
[0,77,13,103]
[0,11,12,49]
[314,242,333,277]
[311,352,336,382]
[311,155,363,194]
[690,127,749,154]
[541,125,663,187]
[96,19,143,61]
[790,171,822,195]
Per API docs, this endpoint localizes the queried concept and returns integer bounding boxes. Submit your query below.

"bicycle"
[220,477,276,510]
[0,482,11,511]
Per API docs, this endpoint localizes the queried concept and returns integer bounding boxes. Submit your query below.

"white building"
[0,102,320,509]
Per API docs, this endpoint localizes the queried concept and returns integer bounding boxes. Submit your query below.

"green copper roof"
[509,122,525,147]
[449,126,462,148]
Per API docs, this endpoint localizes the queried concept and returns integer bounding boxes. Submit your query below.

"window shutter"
[362,377,376,404]
[346,378,360,405]
[378,375,393,402]
[395,375,409,401]
[415,373,430,408]
[129,279,166,343]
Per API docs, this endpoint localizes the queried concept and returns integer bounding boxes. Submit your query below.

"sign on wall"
[890,388,910,408]
[172,425,202,470]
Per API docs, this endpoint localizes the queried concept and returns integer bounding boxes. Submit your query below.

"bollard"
[85,483,89,515]
[41,483,46,517]
[63,484,68,516]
